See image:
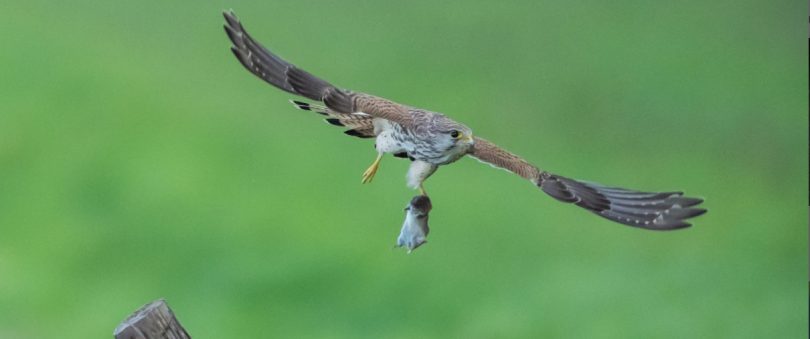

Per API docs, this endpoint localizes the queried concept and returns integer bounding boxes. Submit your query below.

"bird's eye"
[450,130,461,139]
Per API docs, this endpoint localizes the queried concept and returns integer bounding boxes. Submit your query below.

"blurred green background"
[0,1,806,338]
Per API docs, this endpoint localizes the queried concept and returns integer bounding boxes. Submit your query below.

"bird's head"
[438,122,474,155]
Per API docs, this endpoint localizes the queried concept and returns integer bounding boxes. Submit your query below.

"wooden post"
[114,299,191,339]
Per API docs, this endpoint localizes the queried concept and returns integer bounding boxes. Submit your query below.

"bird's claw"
[361,154,382,184]
[361,167,377,184]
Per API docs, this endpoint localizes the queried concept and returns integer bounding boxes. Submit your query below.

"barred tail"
[538,173,706,230]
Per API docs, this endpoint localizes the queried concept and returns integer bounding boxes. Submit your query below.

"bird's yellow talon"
[361,154,383,184]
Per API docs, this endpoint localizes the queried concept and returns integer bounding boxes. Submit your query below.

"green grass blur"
[0,1,806,338]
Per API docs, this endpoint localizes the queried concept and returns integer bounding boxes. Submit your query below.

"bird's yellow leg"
[361,153,383,184]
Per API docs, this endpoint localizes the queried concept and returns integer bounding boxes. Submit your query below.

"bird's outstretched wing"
[223,10,416,134]
[470,137,706,230]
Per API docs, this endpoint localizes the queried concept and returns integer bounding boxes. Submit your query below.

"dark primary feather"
[223,10,355,113]
[470,137,706,230]
[224,11,416,128]
[224,8,419,141]
[538,173,706,230]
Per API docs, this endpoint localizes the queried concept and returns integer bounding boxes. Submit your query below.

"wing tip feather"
[538,173,706,230]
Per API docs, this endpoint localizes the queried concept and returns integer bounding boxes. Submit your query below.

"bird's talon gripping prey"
[361,154,383,184]
[224,10,707,231]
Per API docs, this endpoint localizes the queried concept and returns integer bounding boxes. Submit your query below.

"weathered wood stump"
[114,299,191,339]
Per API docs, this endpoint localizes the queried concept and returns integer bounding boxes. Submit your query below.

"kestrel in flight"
[223,11,706,230]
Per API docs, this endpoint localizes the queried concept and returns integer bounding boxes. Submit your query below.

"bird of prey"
[223,11,706,230]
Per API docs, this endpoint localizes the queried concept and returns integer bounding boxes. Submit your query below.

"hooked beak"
[463,134,474,144]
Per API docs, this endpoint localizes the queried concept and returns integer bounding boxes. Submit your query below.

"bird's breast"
[375,120,463,165]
